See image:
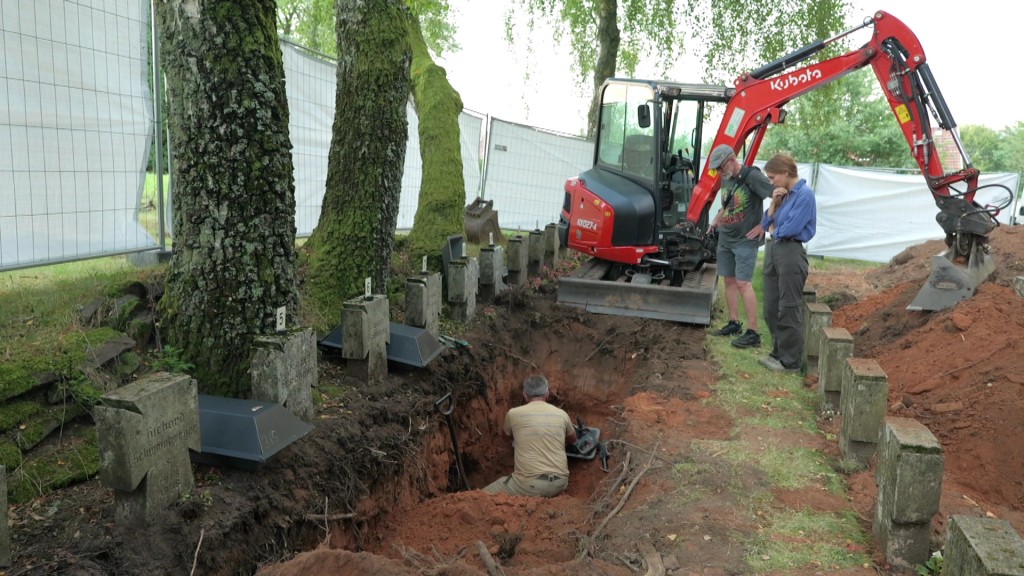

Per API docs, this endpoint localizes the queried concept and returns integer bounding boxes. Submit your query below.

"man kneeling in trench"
[482,374,577,498]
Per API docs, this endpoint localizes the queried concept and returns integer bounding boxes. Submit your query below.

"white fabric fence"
[281,41,483,235]
[0,0,155,270]
[1,6,1019,271]
[810,166,1019,262]
[481,119,592,231]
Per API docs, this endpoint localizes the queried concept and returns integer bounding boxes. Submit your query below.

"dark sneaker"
[714,320,742,336]
[731,329,761,348]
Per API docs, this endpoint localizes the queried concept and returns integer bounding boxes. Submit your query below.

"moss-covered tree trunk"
[156,0,298,396]
[403,16,466,262]
[302,0,412,323]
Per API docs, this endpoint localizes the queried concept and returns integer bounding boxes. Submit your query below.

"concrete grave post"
[506,235,529,287]
[804,302,832,376]
[873,417,944,568]
[945,515,1024,575]
[251,328,317,423]
[527,229,544,277]
[479,245,508,301]
[341,294,390,384]
[802,287,816,304]
[94,372,201,526]
[839,357,889,465]
[542,223,560,269]
[406,272,442,337]
[447,257,479,323]
[819,326,854,413]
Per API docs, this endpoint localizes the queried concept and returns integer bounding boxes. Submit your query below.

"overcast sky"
[436,0,1017,135]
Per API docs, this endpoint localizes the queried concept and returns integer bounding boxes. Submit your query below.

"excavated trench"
[302,303,714,573]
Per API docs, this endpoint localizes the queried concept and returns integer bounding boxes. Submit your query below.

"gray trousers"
[762,240,808,369]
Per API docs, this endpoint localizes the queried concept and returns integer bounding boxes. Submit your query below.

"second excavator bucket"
[464,198,505,245]
[907,242,996,312]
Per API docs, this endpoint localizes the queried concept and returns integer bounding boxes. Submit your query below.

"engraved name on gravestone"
[95,372,201,525]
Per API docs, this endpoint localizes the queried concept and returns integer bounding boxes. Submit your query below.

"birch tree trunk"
[302,0,412,323]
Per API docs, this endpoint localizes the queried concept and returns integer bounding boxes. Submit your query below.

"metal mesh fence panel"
[0,0,155,270]
[481,119,592,231]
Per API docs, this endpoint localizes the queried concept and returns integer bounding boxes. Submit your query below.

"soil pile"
[828,225,1024,533]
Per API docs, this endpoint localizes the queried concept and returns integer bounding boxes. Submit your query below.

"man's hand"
[746,223,765,241]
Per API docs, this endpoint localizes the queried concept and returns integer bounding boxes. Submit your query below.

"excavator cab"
[556,80,732,324]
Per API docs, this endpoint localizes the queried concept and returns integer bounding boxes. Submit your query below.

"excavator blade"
[907,243,996,312]
[557,258,719,325]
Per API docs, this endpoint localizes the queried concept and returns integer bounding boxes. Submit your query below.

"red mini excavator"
[556,11,1012,325]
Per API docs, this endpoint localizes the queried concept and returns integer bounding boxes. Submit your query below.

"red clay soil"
[829,225,1024,536]
[10,226,1024,576]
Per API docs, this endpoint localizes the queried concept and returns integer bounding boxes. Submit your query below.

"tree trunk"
[588,0,621,138]
[404,16,466,264]
[156,0,298,396]
[302,0,411,324]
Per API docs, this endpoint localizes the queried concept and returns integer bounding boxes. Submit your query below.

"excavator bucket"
[557,258,719,325]
[907,243,996,311]
[464,198,505,245]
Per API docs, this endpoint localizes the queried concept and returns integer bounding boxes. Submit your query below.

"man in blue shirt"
[759,153,816,372]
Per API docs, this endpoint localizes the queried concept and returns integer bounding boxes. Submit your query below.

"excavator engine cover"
[464,198,505,245]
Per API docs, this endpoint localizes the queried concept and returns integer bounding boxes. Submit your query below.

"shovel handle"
[434,392,455,416]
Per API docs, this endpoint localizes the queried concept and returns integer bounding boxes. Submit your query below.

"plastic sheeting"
[810,165,1019,262]
[281,41,483,234]
[0,0,155,270]
[481,119,592,231]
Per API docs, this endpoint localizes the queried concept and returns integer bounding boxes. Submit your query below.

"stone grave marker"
[94,372,200,525]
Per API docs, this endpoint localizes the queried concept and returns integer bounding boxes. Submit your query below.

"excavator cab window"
[596,82,656,181]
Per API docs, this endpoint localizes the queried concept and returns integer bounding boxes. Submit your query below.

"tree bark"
[404,16,466,264]
[302,0,412,323]
[588,0,621,138]
[156,0,298,396]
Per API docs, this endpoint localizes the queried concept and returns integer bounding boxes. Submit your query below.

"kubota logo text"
[769,68,823,91]
[576,218,598,231]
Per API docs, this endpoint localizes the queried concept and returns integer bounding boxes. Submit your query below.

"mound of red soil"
[829,225,1024,533]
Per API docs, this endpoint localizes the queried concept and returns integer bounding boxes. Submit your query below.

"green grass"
[694,265,871,572]
[744,509,871,573]
[139,172,171,241]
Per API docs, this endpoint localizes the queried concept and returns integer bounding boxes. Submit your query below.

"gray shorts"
[716,235,760,281]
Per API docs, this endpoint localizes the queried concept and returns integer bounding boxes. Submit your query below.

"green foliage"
[0,441,22,471]
[0,402,43,434]
[687,0,850,85]
[276,0,456,58]
[8,428,100,504]
[0,327,124,403]
[150,346,195,373]
[60,375,103,409]
[916,551,943,575]
[759,70,915,168]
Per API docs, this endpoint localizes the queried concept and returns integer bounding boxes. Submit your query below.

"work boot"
[731,329,761,349]
[713,320,742,336]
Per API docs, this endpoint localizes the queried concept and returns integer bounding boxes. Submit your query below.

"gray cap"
[708,144,735,170]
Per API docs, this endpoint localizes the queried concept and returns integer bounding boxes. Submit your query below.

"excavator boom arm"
[688,10,992,235]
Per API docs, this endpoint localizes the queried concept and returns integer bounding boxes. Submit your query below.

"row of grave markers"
[803,289,1024,573]
[23,228,563,542]
[343,227,562,384]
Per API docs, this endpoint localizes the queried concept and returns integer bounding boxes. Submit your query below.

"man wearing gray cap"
[706,144,773,348]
